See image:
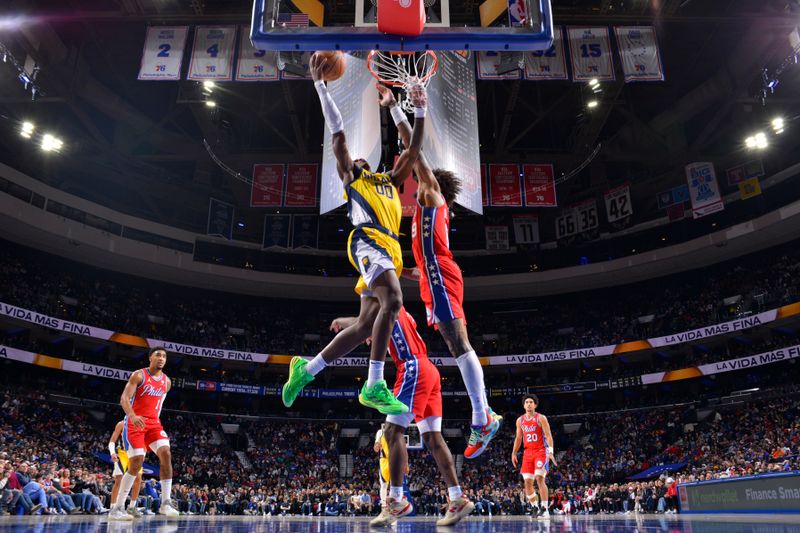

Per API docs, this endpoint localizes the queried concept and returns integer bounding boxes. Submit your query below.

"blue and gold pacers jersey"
[345,166,404,295]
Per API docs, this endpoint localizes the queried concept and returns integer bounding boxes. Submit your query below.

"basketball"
[313,50,346,81]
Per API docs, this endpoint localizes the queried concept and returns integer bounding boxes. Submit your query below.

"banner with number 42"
[604,184,633,223]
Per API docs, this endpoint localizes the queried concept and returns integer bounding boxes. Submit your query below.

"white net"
[367,50,438,113]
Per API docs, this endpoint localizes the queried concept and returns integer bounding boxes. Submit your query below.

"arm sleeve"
[315,81,344,134]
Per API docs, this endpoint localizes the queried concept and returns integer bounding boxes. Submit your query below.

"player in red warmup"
[377,84,501,459]
[109,347,179,520]
[512,394,556,519]
[330,307,475,527]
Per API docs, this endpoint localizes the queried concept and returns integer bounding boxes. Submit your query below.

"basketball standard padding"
[378,0,425,37]
[314,51,346,81]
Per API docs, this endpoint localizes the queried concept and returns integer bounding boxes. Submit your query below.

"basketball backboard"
[251,0,553,52]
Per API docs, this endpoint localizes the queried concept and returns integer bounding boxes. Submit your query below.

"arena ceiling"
[0,0,799,237]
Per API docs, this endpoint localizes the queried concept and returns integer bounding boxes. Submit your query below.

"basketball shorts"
[418,256,465,327]
[521,451,549,479]
[387,359,442,430]
[347,228,403,296]
[115,448,144,476]
[124,417,170,458]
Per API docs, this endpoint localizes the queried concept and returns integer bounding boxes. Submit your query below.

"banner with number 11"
[188,26,236,81]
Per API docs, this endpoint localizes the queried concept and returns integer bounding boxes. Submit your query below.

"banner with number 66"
[604,184,633,223]
[188,26,236,81]
[138,26,189,81]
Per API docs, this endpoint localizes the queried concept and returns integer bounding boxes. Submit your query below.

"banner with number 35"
[188,26,236,81]
[138,26,189,81]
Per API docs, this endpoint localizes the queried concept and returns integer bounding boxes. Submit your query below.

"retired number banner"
[604,184,633,222]
[513,214,540,244]
[567,27,614,81]
[235,25,278,81]
[574,199,599,233]
[614,26,665,82]
[138,26,189,81]
[188,26,236,81]
[489,164,523,207]
[251,164,285,207]
[522,164,557,207]
[284,164,318,207]
[477,52,521,80]
[685,162,724,219]
[524,26,568,81]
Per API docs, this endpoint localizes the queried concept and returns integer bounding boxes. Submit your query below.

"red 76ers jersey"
[131,368,168,420]
[519,413,546,453]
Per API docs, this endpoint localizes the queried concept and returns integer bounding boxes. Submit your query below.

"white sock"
[115,472,137,508]
[161,479,172,503]
[366,360,384,388]
[389,486,403,500]
[455,351,488,426]
[448,486,463,501]
[306,354,327,376]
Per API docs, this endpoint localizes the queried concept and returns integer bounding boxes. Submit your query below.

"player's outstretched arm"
[120,370,145,429]
[511,417,523,468]
[312,53,354,186]
[388,85,426,187]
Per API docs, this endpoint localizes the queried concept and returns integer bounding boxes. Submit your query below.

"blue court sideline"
[1,514,798,533]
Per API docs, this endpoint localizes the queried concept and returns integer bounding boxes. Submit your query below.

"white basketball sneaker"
[369,497,413,527]
[109,506,134,521]
[159,500,180,517]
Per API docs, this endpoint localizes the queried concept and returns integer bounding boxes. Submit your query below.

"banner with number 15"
[138,26,189,81]
[188,26,236,81]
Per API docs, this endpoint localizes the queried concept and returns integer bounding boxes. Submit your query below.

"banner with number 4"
[188,26,236,81]
[236,26,278,81]
[138,26,189,81]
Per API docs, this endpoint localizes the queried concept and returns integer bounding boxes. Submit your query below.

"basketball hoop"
[367,50,438,113]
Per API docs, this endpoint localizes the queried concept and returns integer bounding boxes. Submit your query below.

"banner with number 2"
[138,26,189,81]
[188,26,236,81]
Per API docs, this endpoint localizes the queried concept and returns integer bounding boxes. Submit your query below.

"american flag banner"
[276,13,310,28]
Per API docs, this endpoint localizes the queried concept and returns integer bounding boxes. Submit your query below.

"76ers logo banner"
[685,162,724,219]
[614,26,664,82]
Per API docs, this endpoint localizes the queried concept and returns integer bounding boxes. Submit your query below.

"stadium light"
[205,100,216,108]
[772,117,785,134]
[40,133,63,152]
[745,136,756,148]
[754,132,767,149]
[589,78,599,87]
[20,121,34,138]
[587,100,599,109]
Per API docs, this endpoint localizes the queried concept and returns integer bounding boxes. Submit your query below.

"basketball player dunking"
[377,84,502,459]
[512,394,556,519]
[109,347,179,520]
[331,307,474,527]
[282,54,427,415]
[108,420,143,518]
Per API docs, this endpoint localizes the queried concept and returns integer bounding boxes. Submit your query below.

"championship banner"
[235,25,278,81]
[137,26,189,81]
[291,215,318,248]
[262,214,291,248]
[512,214,540,244]
[188,26,237,81]
[522,164,557,207]
[641,343,800,385]
[524,26,568,81]
[476,52,521,80]
[207,198,234,239]
[726,159,764,186]
[250,164,284,207]
[614,26,665,82]
[685,162,724,219]
[604,184,633,222]
[481,164,490,207]
[488,164,523,207]
[284,164,318,207]
[567,27,615,82]
[739,177,762,200]
[321,54,381,214]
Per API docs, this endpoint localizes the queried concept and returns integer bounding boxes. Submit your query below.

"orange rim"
[367,50,438,87]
